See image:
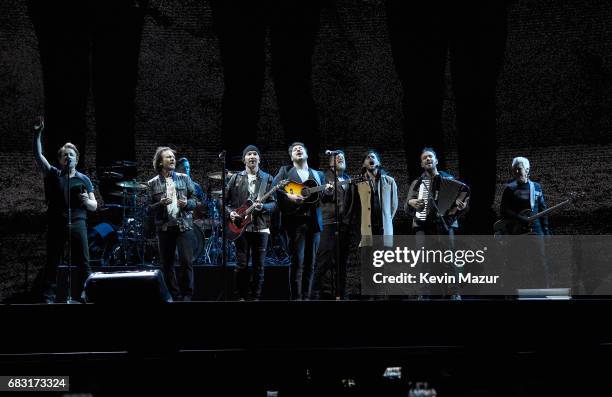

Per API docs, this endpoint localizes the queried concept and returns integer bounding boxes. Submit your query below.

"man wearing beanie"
[225,145,277,300]
[274,142,333,300]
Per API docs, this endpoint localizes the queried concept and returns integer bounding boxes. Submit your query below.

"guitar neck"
[527,199,570,221]
[306,184,328,194]
[245,185,281,215]
[308,178,355,193]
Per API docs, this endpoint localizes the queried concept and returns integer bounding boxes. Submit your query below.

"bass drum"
[105,222,208,266]
[88,222,118,267]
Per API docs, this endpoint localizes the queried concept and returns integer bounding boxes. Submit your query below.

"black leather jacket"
[224,170,277,231]
[320,169,359,226]
[147,172,197,232]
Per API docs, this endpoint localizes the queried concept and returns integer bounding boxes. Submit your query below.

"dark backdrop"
[1,0,611,300]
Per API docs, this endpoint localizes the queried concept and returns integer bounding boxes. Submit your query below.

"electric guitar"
[493,192,580,235]
[226,180,289,241]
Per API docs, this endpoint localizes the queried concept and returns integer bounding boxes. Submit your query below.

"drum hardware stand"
[219,150,228,301]
[121,187,129,265]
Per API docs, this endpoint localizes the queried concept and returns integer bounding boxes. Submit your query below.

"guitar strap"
[529,180,535,210]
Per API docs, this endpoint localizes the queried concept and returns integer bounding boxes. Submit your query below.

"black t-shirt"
[45,166,94,222]
[503,181,531,214]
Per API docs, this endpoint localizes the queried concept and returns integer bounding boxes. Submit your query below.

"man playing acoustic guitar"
[226,145,278,300]
[274,142,333,300]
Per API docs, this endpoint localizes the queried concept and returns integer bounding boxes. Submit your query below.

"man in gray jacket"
[356,150,398,247]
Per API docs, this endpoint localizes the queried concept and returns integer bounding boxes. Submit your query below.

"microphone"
[325,150,341,156]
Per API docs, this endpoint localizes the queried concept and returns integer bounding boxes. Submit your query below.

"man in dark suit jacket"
[225,145,277,300]
[274,142,333,300]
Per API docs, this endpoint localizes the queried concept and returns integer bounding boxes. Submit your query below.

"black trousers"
[286,220,321,300]
[234,231,269,300]
[157,227,194,299]
[415,225,461,296]
[44,218,91,301]
[313,224,353,300]
[210,0,322,167]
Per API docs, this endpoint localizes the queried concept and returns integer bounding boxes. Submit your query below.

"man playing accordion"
[405,147,469,236]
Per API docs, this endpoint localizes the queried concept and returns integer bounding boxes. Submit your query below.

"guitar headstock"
[277,179,290,189]
[568,191,584,199]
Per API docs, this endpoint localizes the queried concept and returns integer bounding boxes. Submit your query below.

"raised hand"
[33,115,45,134]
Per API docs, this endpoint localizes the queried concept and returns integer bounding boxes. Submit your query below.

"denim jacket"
[147,172,196,232]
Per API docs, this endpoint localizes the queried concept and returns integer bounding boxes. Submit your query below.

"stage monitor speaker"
[517,288,571,300]
[83,270,172,303]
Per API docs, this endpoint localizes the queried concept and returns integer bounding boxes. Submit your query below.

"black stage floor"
[1,300,612,395]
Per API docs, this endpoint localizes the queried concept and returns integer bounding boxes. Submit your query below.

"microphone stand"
[330,155,341,300]
[65,160,78,304]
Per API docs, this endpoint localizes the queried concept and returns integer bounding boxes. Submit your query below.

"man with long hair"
[147,147,197,301]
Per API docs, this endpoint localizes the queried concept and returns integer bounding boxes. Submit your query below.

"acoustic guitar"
[283,175,366,205]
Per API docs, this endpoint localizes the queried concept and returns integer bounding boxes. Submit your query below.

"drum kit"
[88,162,237,267]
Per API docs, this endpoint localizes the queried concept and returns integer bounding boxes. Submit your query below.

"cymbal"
[206,170,238,180]
[210,190,222,197]
[116,181,147,190]
[112,160,137,167]
[107,191,138,197]
[101,171,124,179]
[104,203,136,209]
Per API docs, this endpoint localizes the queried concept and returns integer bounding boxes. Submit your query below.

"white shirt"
[247,173,257,198]
[296,168,309,182]
[246,173,269,234]
[165,176,179,220]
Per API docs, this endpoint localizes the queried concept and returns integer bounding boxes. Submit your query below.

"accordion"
[416,176,470,224]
